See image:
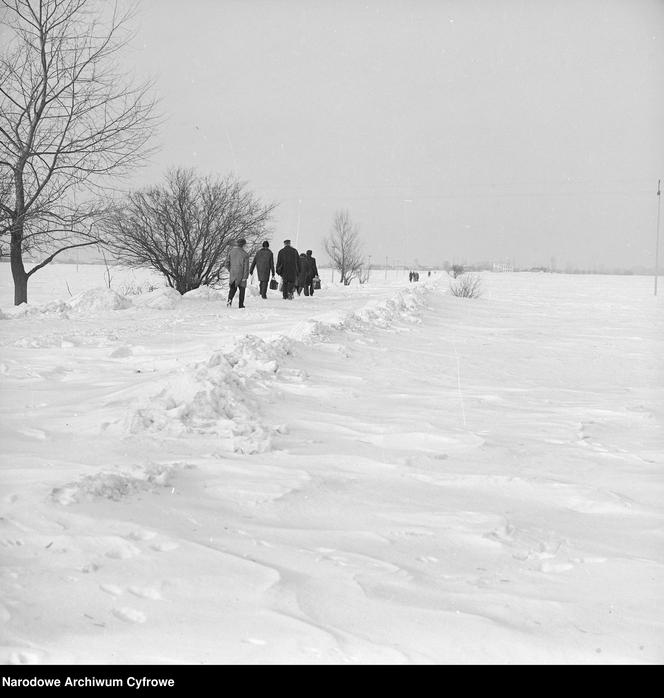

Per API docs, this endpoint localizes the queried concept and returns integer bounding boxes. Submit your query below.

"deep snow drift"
[0,264,662,664]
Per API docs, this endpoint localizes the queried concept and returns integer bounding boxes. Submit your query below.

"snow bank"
[224,334,294,376]
[1,285,183,318]
[1,287,133,318]
[2,299,71,319]
[125,351,274,454]
[182,286,225,301]
[288,280,434,342]
[121,280,435,456]
[67,287,132,312]
[130,286,182,309]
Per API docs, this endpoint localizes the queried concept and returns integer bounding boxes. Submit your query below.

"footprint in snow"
[100,583,123,596]
[81,562,101,573]
[254,539,275,548]
[128,586,162,600]
[112,607,147,624]
[0,538,24,547]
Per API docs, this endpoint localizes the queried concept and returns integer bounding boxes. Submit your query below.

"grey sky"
[123,0,663,269]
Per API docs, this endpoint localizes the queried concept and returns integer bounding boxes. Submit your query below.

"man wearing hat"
[226,237,250,308]
[276,239,301,300]
[249,240,275,299]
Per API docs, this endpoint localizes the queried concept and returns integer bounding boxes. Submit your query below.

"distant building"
[492,261,513,272]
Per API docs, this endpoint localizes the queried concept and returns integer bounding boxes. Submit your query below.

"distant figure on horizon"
[305,249,319,295]
[250,240,275,299]
[276,239,300,300]
[226,238,250,308]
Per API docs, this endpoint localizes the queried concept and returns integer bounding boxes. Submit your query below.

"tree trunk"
[10,224,28,305]
[12,270,28,306]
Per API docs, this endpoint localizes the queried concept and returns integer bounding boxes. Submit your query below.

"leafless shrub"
[101,168,275,295]
[449,272,482,298]
[117,280,159,296]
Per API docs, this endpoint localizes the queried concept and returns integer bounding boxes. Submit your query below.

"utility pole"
[656,179,661,296]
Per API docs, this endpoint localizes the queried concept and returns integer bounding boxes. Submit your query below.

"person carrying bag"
[249,240,276,299]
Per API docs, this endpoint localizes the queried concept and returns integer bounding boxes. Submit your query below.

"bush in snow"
[449,273,482,298]
[101,168,275,294]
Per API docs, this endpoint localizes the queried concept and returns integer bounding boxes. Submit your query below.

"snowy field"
[0,263,662,665]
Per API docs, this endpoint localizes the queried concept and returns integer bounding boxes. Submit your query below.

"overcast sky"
[121,0,663,269]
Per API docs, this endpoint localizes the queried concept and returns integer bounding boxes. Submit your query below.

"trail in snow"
[1,272,662,664]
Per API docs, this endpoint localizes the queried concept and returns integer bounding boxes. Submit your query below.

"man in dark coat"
[305,249,319,296]
[295,253,310,296]
[276,239,300,300]
[250,241,275,299]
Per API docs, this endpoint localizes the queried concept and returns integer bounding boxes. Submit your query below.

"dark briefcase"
[269,278,279,291]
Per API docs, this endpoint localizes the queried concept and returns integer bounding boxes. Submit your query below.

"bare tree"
[324,209,364,285]
[101,168,276,295]
[0,0,158,304]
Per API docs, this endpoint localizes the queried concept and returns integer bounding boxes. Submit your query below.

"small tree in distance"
[101,168,275,294]
[324,209,364,285]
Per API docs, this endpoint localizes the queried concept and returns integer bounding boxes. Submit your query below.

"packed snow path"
[1,273,662,664]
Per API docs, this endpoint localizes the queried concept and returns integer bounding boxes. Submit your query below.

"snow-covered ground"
[0,263,662,664]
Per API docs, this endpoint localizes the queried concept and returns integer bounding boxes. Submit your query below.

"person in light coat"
[226,238,250,308]
[250,240,275,299]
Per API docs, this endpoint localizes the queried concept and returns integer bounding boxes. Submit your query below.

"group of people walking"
[226,238,319,308]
